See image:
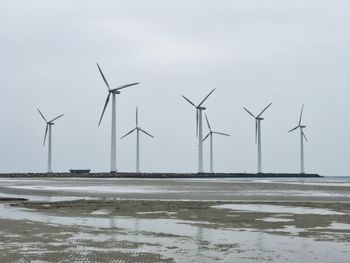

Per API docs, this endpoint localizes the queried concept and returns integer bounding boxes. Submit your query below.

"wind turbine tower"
[37,109,64,173]
[182,89,216,173]
[202,114,230,173]
[96,63,139,173]
[288,104,308,174]
[243,103,272,174]
[120,107,154,173]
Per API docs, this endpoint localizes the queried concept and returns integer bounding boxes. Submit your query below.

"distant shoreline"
[0,172,322,178]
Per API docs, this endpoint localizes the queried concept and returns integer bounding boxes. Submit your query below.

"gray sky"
[0,0,349,175]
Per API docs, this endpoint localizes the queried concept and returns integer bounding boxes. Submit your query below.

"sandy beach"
[0,177,349,262]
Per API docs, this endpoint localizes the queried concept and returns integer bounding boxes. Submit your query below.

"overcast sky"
[0,0,349,175]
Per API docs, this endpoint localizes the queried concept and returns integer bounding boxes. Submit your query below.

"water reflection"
[196,226,203,257]
[0,203,349,263]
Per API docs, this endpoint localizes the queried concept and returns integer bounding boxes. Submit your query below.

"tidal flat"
[0,177,349,262]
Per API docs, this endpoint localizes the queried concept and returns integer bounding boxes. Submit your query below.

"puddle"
[328,223,350,230]
[0,204,197,237]
[278,182,350,187]
[5,185,186,194]
[90,209,111,215]
[257,217,294,223]
[233,190,350,198]
[137,211,178,215]
[0,203,350,262]
[213,204,345,215]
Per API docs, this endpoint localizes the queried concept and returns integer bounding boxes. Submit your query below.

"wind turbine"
[202,114,230,173]
[182,88,216,173]
[288,104,308,174]
[96,63,139,173]
[37,108,64,173]
[243,103,272,174]
[120,107,154,173]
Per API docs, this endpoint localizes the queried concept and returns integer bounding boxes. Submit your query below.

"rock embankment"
[0,172,321,178]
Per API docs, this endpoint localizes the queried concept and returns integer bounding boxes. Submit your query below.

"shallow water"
[0,203,349,263]
[1,177,350,262]
[256,217,294,223]
[213,204,345,215]
[1,177,350,201]
[328,222,350,230]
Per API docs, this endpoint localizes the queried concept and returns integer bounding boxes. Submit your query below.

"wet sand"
[11,199,350,240]
[0,178,349,262]
[1,177,349,201]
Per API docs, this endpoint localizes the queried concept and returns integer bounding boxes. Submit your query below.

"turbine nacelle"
[288,104,308,173]
[203,114,230,142]
[37,108,64,146]
[288,105,308,143]
[243,103,272,143]
[203,113,230,173]
[96,63,139,126]
[120,107,154,140]
[182,88,216,138]
[243,103,272,121]
[110,90,121,95]
[37,108,63,173]
[288,105,307,133]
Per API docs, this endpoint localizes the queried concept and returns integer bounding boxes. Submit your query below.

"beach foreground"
[0,177,349,262]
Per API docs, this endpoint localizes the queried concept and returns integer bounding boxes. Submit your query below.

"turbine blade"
[213,131,230,136]
[257,102,272,118]
[302,131,308,142]
[205,114,211,131]
[140,128,154,138]
[202,132,210,142]
[288,126,299,133]
[96,63,110,89]
[120,128,136,139]
[182,95,196,108]
[198,88,215,107]
[43,124,48,146]
[243,107,255,118]
[255,119,258,144]
[37,108,47,122]
[136,107,138,126]
[113,82,139,91]
[299,104,304,126]
[98,93,111,126]
[49,114,64,123]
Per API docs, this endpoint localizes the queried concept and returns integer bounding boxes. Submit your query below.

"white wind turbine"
[288,104,308,174]
[37,109,64,173]
[182,88,216,173]
[120,107,154,173]
[202,114,230,173]
[96,63,139,173]
[243,103,272,174]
